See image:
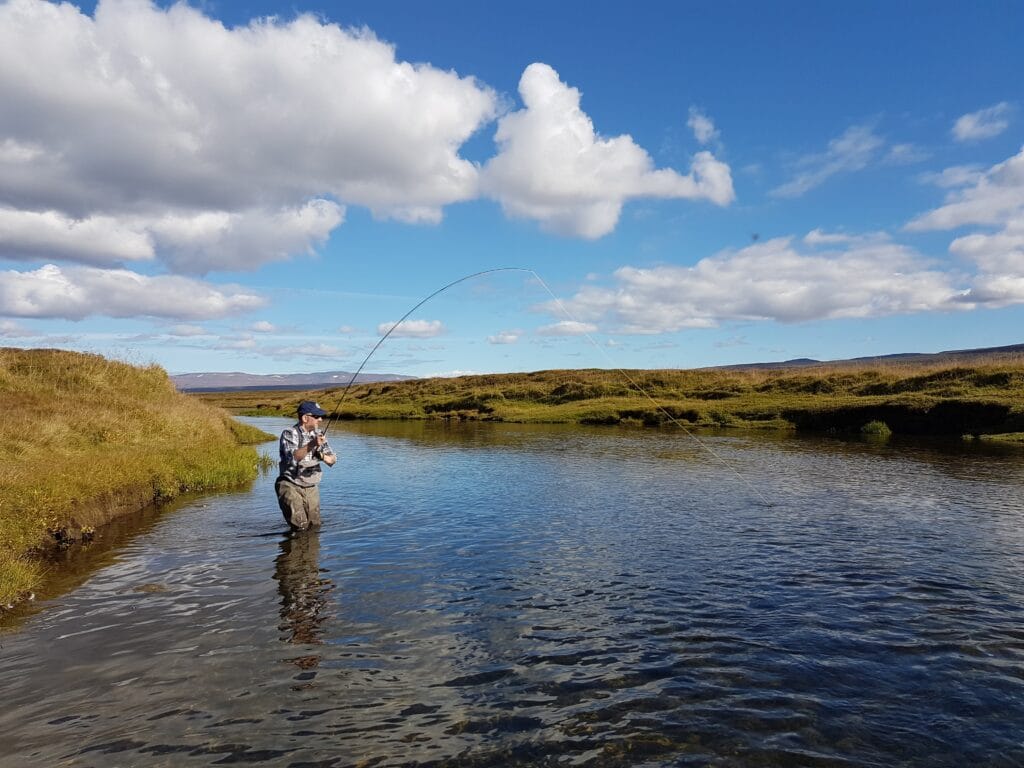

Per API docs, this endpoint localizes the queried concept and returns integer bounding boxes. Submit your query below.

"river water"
[2,418,1024,767]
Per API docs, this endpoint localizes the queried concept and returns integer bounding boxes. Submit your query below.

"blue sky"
[1,0,1022,376]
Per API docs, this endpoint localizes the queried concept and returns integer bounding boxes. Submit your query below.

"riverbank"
[5,417,1024,766]
[0,348,273,609]
[195,356,1024,438]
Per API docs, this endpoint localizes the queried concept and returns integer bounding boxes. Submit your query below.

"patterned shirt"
[278,424,335,488]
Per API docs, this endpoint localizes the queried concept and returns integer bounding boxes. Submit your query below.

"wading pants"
[275,478,322,531]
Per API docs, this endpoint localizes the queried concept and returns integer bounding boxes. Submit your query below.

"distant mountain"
[173,342,1024,391]
[171,370,415,392]
[719,342,1024,370]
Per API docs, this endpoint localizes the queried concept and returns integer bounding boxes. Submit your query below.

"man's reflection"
[274,531,334,672]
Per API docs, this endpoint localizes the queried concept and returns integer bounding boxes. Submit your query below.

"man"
[276,400,337,531]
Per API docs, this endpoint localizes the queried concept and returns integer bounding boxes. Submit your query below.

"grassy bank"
[195,357,1024,438]
[1,348,273,609]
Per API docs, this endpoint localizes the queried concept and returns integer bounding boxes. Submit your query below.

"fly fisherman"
[276,401,337,531]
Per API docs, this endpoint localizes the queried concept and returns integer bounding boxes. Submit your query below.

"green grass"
[0,348,274,608]
[979,431,1024,443]
[861,420,893,438]
[194,357,1024,439]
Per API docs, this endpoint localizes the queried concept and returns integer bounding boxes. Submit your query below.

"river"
[2,418,1024,767]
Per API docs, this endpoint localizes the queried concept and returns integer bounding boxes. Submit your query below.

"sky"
[1,0,1023,377]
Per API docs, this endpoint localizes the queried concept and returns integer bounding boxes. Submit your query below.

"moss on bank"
[1,348,273,609]
[195,358,1024,439]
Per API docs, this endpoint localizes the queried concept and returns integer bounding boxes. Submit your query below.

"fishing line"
[322,267,772,507]
[67,267,770,760]
[323,267,534,424]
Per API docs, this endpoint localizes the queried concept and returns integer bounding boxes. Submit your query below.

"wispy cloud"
[687,107,720,145]
[277,343,345,359]
[771,125,885,198]
[952,102,1012,142]
[884,143,929,165]
[214,335,258,351]
[714,335,749,349]
[168,324,207,337]
[536,320,599,336]
[0,318,34,337]
[918,165,986,189]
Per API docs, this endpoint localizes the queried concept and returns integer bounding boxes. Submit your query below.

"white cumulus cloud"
[803,229,865,246]
[0,0,497,271]
[550,236,970,333]
[904,148,1024,307]
[905,147,1024,305]
[0,207,154,265]
[148,200,344,274]
[377,318,445,338]
[949,218,1024,306]
[953,103,1012,142]
[488,330,521,344]
[536,320,599,336]
[481,63,734,239]
[907,146,1024,231]
[0,263,265,319]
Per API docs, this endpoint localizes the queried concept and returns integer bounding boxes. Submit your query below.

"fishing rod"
[321,267,536,431]
[320,267,773,507]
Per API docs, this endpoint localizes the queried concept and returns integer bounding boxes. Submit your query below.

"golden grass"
[0,347,273,608]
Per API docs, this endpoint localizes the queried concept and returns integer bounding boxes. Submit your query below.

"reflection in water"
[1,418,1023,767]
[273,531,333,672]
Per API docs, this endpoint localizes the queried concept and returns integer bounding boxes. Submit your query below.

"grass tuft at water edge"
[0,348,274,609]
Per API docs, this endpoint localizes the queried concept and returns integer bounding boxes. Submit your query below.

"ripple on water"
[2,421,1024,766]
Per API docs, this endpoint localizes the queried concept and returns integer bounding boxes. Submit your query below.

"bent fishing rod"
[320,267,536,428]
[318,266,772,507]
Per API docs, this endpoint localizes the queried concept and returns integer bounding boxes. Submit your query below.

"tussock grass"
[195,357,1024,438]
[1,348,273,608]
[979,432,1024,443]
[861,420,893,438]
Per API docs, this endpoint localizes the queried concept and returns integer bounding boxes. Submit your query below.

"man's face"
[301,413,322,430]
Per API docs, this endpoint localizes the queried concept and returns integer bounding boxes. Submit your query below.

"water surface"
[2,419,1024,766]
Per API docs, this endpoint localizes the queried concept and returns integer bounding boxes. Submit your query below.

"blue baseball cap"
[297,400,328,417]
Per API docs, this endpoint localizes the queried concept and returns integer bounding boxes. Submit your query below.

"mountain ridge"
[717,342,1024,370]
[172,342,1024,391]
